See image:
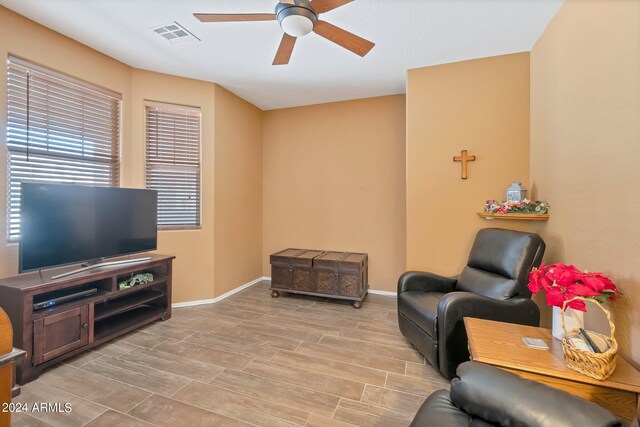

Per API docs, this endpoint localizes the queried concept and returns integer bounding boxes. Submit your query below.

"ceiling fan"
[194,0,375,65]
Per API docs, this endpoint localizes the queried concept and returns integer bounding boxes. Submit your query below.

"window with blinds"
[6,56,121,241]
[145,101,201,229]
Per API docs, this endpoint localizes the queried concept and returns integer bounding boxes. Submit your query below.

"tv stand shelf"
[0,254,174,384]
[115,275,169,296]
[31,289,111,320]
[94,306,166,342]
[94,290,165,321]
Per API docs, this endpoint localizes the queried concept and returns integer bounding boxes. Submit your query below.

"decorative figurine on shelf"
[506,182,527,202]
[118,273,154,290]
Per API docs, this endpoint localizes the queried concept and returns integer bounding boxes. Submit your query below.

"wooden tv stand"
[0,254,173,384]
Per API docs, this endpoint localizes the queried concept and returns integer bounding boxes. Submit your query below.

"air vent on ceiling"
[150,22,200,44]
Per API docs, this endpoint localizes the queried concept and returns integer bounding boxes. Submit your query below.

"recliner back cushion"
[457,228,545,298]
[457,266,516,300]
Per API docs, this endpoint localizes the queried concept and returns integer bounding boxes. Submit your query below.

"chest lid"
[292,249,324,267]
[270,248,323,268]
[313,251,368,271]
[340,253,368,272]
[313,251,348,269]
[343,253,367,264]
[270,248,304,265]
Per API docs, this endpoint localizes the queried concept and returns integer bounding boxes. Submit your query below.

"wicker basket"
[561,296,618,380]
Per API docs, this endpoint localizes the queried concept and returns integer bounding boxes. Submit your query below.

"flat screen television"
[19,183,157,273]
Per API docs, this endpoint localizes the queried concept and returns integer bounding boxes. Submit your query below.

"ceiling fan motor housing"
[276,0,318,37]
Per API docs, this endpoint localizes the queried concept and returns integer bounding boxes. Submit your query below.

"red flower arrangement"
[528,263,619,312]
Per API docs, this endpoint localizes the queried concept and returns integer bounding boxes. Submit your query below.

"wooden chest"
[270,249,324,292]
[270,248,368,308]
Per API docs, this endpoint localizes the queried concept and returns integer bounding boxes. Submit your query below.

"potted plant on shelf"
[528,263,620,339]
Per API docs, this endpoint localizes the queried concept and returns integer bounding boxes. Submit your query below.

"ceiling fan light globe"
[280,15,314,37]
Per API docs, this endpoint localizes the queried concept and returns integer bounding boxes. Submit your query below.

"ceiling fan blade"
[193,13,276,22]
[273,34,297,65]
[311,0,353,14]
[313,20,374,57]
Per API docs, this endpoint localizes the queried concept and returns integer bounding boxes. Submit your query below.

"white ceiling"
[1,0,563,110]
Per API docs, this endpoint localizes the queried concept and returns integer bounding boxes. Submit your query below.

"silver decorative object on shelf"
[506,182,527,202]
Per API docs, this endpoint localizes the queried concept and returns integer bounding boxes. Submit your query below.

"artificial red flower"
[544,264,581,286]
[545,283,600,312]
[528,264,551,294]
[582,272,618,294]
[526,262,619,311]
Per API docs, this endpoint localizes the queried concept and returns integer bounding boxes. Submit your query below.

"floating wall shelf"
[477,212,549,221]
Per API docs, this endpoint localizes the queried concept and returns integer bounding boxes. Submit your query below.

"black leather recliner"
[398,228,546,378]
[410,362,622,427]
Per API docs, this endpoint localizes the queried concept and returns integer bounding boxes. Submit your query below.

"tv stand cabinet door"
[32,306,90,365]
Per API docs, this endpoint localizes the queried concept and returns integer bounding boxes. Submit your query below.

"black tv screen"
[19,183,157,272]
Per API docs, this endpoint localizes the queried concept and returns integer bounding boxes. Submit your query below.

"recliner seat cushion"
[397,291,443,339]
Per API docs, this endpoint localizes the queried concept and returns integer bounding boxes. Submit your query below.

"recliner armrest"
[451,362,622,427]
[397,271,458,294]
[436,292,540,378]
[437,292,540,327]
[409,390,472,427]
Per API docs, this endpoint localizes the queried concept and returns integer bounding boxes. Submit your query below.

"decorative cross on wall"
[453,150,476,180]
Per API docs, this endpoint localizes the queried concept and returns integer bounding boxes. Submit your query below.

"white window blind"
[145,101,201,229]
[6,56,122,241]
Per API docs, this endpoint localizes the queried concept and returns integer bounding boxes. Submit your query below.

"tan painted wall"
[0,7,264,303]
[0,7,132,277]
[406,53,532,275]
[214,87,263,295]
[530,0,640,365]
[263,96,406,292]
[130,69,217,303]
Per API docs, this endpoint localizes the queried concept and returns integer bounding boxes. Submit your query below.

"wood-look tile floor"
[12,281,450,427]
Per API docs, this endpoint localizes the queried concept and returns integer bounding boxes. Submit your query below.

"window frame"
[6,55,122,242]
[144,100,202,231]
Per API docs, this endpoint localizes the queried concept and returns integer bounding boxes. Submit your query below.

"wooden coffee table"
[464,317,640,422]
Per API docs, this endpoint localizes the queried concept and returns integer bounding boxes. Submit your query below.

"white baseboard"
[172,276,269,308]
[263,276,395,298]
[367,289,397,298]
